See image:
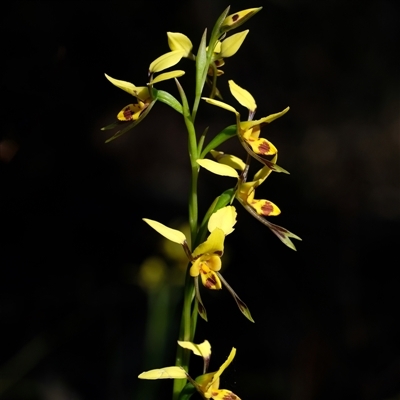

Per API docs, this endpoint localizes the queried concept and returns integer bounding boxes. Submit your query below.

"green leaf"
[174,79,191,120]
[209,6,231,45]
[197,126,209,156]
[200,125,237,158]
[156,89,183,114]
[194,29,208,106]
[178,382,196,400]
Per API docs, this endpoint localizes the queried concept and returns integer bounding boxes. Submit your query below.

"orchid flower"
[139,340,241,400]
[143,206,254,322]
[203,80,290,172]
[197,152,301,251]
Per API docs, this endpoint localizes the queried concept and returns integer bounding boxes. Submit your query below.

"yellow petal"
[252,154,277,182]
[149,50,185,73]
[192,228,225,259]
[149,70,185,85]
[229,80,256,112]
[167,32,193,57]
[199,266,222,290]
[220,30,249,58]
[138,366,187,380]
[210,389,241,400]
[177,340,211,359]
[245,138,278,156]
[104,74,149,101]
[221,7,262,31]
[210,150,246,171]
[205,348,236,392]
[197,159,239,178]
[250,199,281,216]
[240,107,290,130]
[208,206,237,235]
[117,103,145,121]
[142,219,186,244]
[202,98,239,115]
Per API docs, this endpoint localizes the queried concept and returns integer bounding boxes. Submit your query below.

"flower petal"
[149,70,185,85]
[192,228,225,259]
[252,154,277,181]
[221,7,263,32]
[211,389,242,400]
[149,50,185,73]
[220,30,249,58]
[228,80,256,112]
[208,206,237,235]
[205,348,236,392]
[240,107,290,131]
[177,340,212,360]
[245,137,278,156]
[218,273,255,323]
[143,218,187,244]
[167,32,193,57]
[250,199,281,216]
[104,74,149,101]
[199,266,222,290]
[138,366,187,380]
[210,150,246,171]
[117,103,146,121]
[202,98,239,115]
[197,159,239,178]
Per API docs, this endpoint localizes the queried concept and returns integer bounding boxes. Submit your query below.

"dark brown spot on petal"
[123,109,133,120]
[203,273,217,289]
[258,141,270,155]
[223,394,237,400]
[261,202,274,216]
[232,14,239,22]
[214,250,223,256]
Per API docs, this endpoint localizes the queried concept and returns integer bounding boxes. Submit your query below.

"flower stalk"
[102,6,300,399]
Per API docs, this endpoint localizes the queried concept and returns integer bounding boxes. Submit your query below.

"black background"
[1,0,399,399]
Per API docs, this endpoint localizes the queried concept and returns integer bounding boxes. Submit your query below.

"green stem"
[172,79,200,400]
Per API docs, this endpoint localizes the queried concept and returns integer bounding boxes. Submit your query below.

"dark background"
[1,0,399,399]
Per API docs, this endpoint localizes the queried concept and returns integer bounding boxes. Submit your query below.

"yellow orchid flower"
[105,73,152,121]
[198,153,280,217]
[203,80,290,173]
[197,152,301,251]
[143,206,254,322]
[139,341,241,400]
[103,67,185,141]
[207,30,249,78]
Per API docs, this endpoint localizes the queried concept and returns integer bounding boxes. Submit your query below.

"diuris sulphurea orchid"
[203,80,290,173]
[143,206,254,322]
[139,340,241,400]
[197,152,301,251]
